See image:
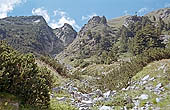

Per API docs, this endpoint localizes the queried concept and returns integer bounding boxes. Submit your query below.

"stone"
[95,89,103,96]
[93,97,104,103]
[99,106,112,110]
[139,94,149,100]
[142,75,150,81]
[156,98,161,103]
[53,23,77,46]
[79,107,89,110]
[52,87,61,93]
[149,77,155,81]
[103,91,111,98]
[124,106,127,110]
[158,64,166,70]
[156,83,162,89]
[142,81,147,85]
[81,100,93,107]
[56,97,66,101]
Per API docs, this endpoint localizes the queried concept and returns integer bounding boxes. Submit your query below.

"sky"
[0,0,170,30]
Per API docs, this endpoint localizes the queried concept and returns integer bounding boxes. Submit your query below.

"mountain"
[145,8,170,23]
[107,15,130,29]
[56,8,170,67]
[53,23,77,47]
[0,16,64,56]
[57,16,118,62]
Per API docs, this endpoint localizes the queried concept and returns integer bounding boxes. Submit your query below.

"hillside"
[145,8,170,24]
[0,7,170,110]
[57,8,170,68]
[0,16,64,56]
[56,16,119,67]
[53,23,77,47]
[107,15,130,29]
[50,58,170,110]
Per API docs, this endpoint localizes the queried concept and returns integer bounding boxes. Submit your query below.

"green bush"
[39,56,67,76]
[0,41,55,109]
[49,100,78,110]
[96,48,170,90]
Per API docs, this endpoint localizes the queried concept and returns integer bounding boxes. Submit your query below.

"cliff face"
[0,16,64,56]
[145,8,170,23]
[53,23,77,47]
[56,16,118,59]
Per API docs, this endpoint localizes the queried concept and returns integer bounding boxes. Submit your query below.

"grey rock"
[156,98,161,103]
[99,106,112,110]
[139,94,149,100]
[81,100,93,107]
[53,23,77,47]
[94,89,103,96]
[156,83,162,89]
[103,91,111,98]
[142,75,150,81]
[0,16,64,56]
[79,107,89,110]
[52,87,61,93]
[56,97,66,101]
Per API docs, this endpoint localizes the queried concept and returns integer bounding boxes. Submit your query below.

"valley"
[0,7,170,110]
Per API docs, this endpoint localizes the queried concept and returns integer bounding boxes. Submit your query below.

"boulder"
[99,106,112,110]
[139,94,149,100]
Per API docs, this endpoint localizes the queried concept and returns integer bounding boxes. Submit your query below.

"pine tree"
[129,24,165,55]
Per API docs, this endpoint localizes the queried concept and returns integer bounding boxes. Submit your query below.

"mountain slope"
[53,23,77,47]
[107,15,130,29]
[145,8,170,23]
[111,59,170,109]
[0,16,64,56]
[57,16,119,64]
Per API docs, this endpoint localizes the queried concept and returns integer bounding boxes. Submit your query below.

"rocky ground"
[50,59,170,110]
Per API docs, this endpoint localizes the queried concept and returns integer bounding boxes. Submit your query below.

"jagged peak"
[123,15,151,27]
[145,8,170,20]
[1,15,44,21]
[88,16,107,25]
[0,15,47,25]
[62,23,74,30]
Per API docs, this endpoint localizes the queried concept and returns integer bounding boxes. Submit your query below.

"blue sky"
[0,0,170,30]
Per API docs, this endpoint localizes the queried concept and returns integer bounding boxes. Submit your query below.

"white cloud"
[82,13,97,21]
[50,10,80,30]
[138,8,148,15]
[32,8,80,30]
[53,10,66,16]
[32,7,50,22]
[0,0,26,19]
[164,3,170,8]
[123,10,129,16]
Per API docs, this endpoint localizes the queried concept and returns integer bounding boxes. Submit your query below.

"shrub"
[39,56,67,76]
[96,48,170,90]
[0,41,55,108]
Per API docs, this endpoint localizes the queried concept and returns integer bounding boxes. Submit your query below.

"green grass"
[49,99,77,110]
[93,59,170,109]
[0,92,19,110]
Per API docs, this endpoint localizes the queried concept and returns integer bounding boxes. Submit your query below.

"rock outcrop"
[123,15,143,27]
[145,8,170,23]
[56,16,117,60]
[53,23,77,46]
[0,16,64,56]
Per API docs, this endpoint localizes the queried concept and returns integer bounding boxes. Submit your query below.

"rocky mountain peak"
[0,15,64,56]
[53,23,77,47]
[78,16,108,37]
[159,8,170,19]
[123,15,143,27]
[88,16,107,25]
[1,16,46,25]
[145,8,170,23]
[62,23,74,30]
